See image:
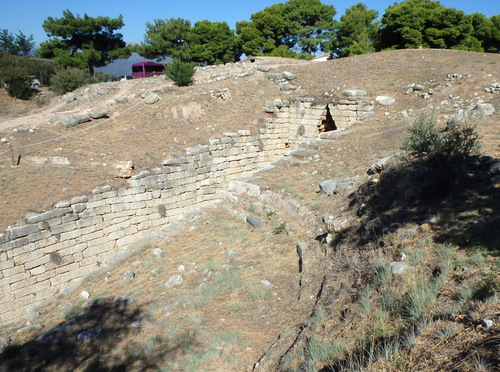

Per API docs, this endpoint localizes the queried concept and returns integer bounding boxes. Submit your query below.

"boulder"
[64,93,76,103]
[375,96,395,106]
[78,327,102,343]
[58,115,91,128]
[115,95,128,104]
[283,71,297,80]
[390,261,407,274]
[165,274,183,288]
[114,161,134,178]
[246,215,265,228]
[143,92,160,104]
[470,103,495,119]
[88,108,108,119]
[320,177,359,195]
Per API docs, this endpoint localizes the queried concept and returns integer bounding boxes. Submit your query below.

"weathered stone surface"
[342,89,367,97]
[115,95,128,104]
[367,152,401,174]
[88,108,108,119]
[64,93,76,103]
[283,71,297,80]
[143,92,160,104]
[256,66,271,72]
[246,215,265,228]
[95,88,107,95]
[165,274,183,288]
[375,96,395,106]
[319,177,358,195]
[470,103,495,119]
[488,161,500,175]
[58,115,91,128]
[390,261,407,274]
[114,161,134,178]
[78,327,102,342]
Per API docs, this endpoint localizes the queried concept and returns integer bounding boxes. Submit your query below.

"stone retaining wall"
[0,94,373,326]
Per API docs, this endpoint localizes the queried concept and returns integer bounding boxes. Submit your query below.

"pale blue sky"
[1,0,499,46]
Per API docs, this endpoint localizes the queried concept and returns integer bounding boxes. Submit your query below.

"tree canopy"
[0,29,36,56]
[236,0,335,57]
[38,10,130,75]
[186,20,240,64]
[331,3,379,57]
[376,0,496,51]
[140,18,191,60]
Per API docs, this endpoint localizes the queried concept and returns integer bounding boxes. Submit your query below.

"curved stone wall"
[0,94,372,326]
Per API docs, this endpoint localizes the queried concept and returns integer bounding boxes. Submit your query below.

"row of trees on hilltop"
[141,0,500,62]
[1,0,500,92]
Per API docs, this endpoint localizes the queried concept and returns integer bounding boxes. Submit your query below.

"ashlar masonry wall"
[0,93,373,326]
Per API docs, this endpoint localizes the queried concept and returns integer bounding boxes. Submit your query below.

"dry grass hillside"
[0,50,499,371]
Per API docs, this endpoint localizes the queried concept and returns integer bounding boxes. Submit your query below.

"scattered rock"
[283,71,297,80]
[482,319,493,328]
[51,156,70,165]
[57,115,91,128]
[152,248,164,258]
[375,96,395,106]
[95,88,107,95]
[122,270,135,281]
[165,274,183,288]
[261,280,272,287]
[77,327,102,343]
[246,215,265,228]
[319,177,359,195]
[390,261,407,274]
[88,108,108,119]
[143,92,160,104]
[114,161,134,178]
[115,95,128,104]
[367,152,401,174]
[470,103,495,119]
[64,93,76,103]
[0,337,8,353]
[80,291,90,300]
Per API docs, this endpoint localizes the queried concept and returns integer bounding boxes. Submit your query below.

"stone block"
[7,224,39,240]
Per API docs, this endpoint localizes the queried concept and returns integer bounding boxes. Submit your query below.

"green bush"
[49,68,86,94]
[401,111,481,162]
[400,111,481,196]
[164,59,195,86]
[0,67,33,99]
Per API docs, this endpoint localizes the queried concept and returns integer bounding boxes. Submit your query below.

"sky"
[1,0,499,47]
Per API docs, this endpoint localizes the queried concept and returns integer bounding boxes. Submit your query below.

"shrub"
[401,111,481,162]
[164,59,195,86]
[0,67,33,99]
[400,111,481,196]
[49,68,86,94]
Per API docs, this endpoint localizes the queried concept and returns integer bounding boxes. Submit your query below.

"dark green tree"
[377,0,474,51]
[467,13,500,53]
[237,0,335,57]
[330,3,379,57]
[186,20,240,64]
[0,29,36,56]
[38,10,130,75]
[285,0,337,54]
[140,18,191,60]
[164,58,195,86]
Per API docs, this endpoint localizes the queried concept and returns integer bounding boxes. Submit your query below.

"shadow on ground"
[0,297,200,371]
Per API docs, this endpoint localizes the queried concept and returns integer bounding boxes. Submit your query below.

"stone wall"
[0,94,373,326]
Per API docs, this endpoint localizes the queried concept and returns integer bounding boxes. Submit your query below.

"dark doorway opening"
[318,105,337,133]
